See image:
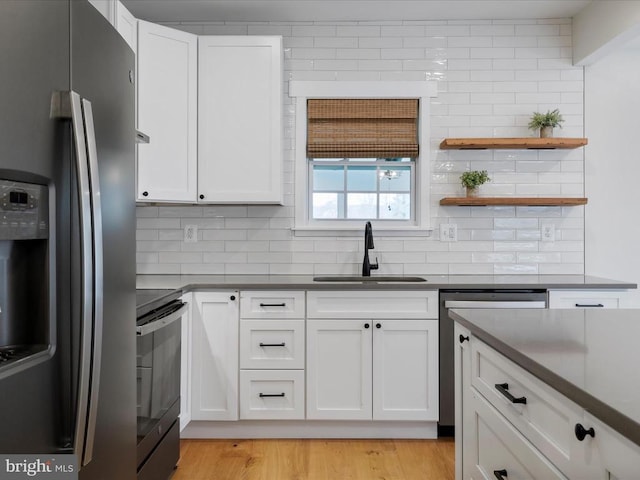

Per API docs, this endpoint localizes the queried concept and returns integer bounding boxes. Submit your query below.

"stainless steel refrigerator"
[0,1,136,479]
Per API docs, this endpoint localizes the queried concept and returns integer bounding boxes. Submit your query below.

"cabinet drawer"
[470,389,567,480]
[307,290,438,319]
[239,370,304,420]
[240,320,305,369]
[471,339,582,477]
[548,290,626,309]
[240,291,305,319]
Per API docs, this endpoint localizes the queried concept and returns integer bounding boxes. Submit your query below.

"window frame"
[290,81,437,236]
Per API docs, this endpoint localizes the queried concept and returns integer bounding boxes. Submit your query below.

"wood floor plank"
[172,438,454,480]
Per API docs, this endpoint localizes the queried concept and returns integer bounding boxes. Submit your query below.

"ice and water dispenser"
[0,178,50,374]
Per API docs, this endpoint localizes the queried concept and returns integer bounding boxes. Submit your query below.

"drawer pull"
[259,302,286,307]
[495,383,527,404]
[575,303,604,307]
[575,423,595,441]
[259,392,285,398]
[259,342,286,347]
[459,334,469,343]
[493,469,508,480]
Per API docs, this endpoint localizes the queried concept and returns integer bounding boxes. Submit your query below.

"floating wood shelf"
[439,138,588,150]
[439,197,588,207]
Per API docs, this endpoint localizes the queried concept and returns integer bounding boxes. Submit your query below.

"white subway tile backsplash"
[137,17,586,276]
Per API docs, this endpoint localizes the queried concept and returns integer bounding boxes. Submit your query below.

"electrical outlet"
[541,224,555,242]
[447,224,458,242]
[440,223,458,242]
[184,225,198,243]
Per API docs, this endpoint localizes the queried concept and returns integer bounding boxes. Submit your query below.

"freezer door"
[0,0,70,454]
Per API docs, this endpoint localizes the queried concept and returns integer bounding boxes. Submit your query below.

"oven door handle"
[136,303,187,336]
[445,300,546,309]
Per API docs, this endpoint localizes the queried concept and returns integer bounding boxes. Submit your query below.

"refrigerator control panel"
[0,179,48,240]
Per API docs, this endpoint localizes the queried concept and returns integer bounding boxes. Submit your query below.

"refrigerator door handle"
[51,91,99,467]
[81,97,104,467]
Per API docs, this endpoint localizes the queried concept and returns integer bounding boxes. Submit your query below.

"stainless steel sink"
[313,276,427,283]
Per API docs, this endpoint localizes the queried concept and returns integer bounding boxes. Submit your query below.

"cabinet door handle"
[364,323,370,329]
[459,334,469,343]
[493,469,508,480]
[230,295,236,301]
[259,342,286,347]
[259,302,286,307]
[375,323,381,329]
[575,423,595,441]
[495,383,527,404]
[259,393,285,398]
[199,194,204,200]
[575,303,604,307]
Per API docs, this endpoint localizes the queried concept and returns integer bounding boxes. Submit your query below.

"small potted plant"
[528,109,564,138]
[460,170,490,197]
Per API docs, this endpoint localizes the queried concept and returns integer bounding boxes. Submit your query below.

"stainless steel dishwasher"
[438,289,547,436]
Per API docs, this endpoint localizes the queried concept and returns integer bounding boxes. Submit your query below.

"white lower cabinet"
[190,291,239,421]
[306,319,373,420]
[179,293,193,431]
[548,289,627,309]
[469,390,567,480]
[238,291,305,420]
[306,291,439,422]
[584,411,640,479]
[455,323,640,480]
[239,370,304,420]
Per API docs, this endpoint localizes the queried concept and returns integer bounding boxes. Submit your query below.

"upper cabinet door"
[198,36,283,204]
[115,1,137,53]
[137,21,197,202]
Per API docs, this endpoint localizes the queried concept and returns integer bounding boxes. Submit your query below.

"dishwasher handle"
[136,303,187,336]
[445,300,546,309]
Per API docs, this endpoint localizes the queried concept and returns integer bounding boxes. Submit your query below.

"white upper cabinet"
[137,21,198,202]
[198,36,283,204]
[115,1,137,53]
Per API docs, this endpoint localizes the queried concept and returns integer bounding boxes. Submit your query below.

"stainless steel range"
[136,289,187,480]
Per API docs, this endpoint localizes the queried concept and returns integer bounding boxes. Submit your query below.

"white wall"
[584,46,640,306]
[136,18,588,276]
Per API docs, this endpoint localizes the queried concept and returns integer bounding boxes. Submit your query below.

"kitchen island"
[451,307,640,479]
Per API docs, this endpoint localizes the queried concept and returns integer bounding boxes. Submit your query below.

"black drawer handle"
[259,342,286,347]
[495,383,527,404]
[259,303,286,307]
[259,392,285,398]
[494,469,508,480]
[575,303,604,307]
[575,423,595,441]
[364,323,370,329]
[459,334,469,343]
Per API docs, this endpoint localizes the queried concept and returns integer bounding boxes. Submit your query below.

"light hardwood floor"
[173,438,455,480]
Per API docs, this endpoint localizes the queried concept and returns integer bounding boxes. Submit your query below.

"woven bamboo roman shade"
[307,99,419,158]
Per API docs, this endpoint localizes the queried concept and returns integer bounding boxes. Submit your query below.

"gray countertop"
[136,274,636,291]
[450,308,640,448]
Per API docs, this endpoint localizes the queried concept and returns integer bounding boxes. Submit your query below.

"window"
[310,157,414,221]
[290,81,437,234]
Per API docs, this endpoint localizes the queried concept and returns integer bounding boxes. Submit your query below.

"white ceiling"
[122,0,594,23]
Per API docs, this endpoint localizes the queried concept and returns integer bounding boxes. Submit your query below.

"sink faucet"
[362,221,379,276]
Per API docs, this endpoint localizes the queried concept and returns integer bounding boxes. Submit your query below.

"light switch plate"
[440,223,457,242]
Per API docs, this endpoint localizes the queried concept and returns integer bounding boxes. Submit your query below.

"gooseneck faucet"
[362,221,379,276]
